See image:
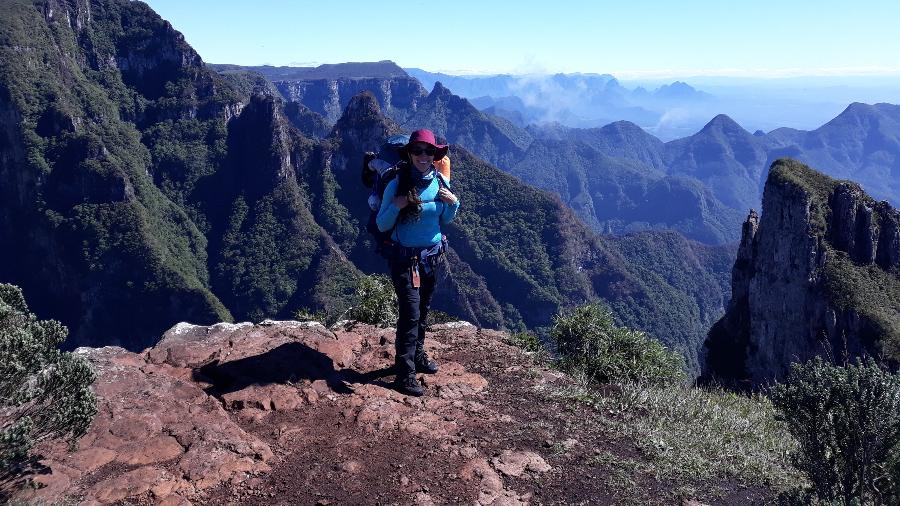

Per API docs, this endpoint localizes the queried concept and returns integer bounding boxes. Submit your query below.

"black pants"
[389,259,437,377]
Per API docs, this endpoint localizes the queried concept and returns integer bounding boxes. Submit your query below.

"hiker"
[376,129,460,397]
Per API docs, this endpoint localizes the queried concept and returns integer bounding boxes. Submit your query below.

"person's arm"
[377,178,402,232]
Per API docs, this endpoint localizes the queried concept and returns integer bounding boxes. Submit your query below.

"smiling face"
[407,142,435,173]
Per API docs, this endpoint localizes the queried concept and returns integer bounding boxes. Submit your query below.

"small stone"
[459,447,477,459]
[414,491,435,505]
[339,461,361,473]
[400,476,410,486]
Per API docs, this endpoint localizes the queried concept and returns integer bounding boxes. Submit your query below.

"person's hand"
[438,188,458,205]
[393,196,409,209]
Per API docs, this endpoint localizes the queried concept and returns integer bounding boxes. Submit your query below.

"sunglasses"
[409,146,437,156]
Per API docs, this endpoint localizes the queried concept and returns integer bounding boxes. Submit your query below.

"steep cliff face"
[0,0,360,349]
[274,76,427,125]
[0,0,235,349]
[203,94,361,323]
[704,159,900,387]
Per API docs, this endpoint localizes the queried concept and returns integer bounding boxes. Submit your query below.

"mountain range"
[404,68,711,137]
[0,0,735,375]
[244,62,900,248]
[4,0,899,382]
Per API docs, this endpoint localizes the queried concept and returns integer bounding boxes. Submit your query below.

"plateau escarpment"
[0,0,237,349]
[704,159,900,387]
[213,61,429,126]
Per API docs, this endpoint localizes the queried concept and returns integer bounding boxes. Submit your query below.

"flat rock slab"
[19,342,275,504]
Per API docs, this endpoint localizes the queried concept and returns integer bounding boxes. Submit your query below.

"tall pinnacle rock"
[703,159,900,387]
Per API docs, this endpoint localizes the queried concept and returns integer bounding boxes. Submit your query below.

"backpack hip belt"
[390,235,447,275]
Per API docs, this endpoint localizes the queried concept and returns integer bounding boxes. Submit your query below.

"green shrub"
[0,284,97,482]
[770,357,900,505]
[293,308,326,323]
[346,274,397,327]
[507,331,545,354]
[425,310,455,326]
[551,302,686,386]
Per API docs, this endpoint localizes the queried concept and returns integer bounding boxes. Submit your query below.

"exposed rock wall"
[274,77,427,125]
[704,159,900,387]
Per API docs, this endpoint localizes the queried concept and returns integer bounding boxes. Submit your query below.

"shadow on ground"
[193,342,397,397]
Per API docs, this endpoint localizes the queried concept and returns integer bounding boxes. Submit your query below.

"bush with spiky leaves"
[551,302,686,387]
[771,358,900,505]
[0,284,97,482]
[346,274,398,327]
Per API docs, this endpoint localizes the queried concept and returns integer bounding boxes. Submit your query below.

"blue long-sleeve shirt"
[376,170,460,247]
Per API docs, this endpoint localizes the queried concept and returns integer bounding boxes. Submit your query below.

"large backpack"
[363,135,405,255]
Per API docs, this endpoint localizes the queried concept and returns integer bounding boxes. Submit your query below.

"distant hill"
[210,61,408,80]
[405,69,622,100]
[762,102,900,205]
[565,120,667,171]
[508,138,745,244]
[387,83,744,244]
[214,62,425,124]
[405,68,710,134]
[653,81,713,101]
[664,114,769,211]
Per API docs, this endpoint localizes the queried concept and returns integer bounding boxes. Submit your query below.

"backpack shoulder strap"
[419,173,448,204]
[436,172,450,190]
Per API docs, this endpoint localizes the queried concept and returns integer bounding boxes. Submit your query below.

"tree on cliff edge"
[0,284,97,488]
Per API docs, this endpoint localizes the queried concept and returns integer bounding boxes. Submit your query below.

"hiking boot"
[394,374,424,397]
[415,353,439,374]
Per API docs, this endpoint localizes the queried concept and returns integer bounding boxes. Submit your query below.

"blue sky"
[143,0,900,78]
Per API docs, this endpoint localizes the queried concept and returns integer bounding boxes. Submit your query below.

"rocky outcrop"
[15,320,563,505]
[703,159,900,387]
[18,336,275,504]
[830,183,900,270]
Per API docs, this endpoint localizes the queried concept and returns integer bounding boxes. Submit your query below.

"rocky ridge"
[704,159,900,387]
